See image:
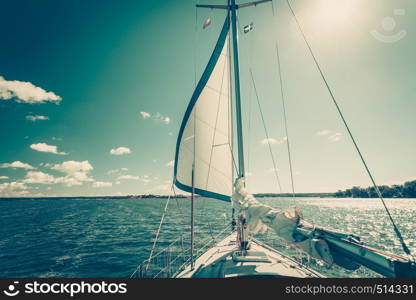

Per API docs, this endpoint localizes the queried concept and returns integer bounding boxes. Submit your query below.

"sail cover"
[174,17,232,202]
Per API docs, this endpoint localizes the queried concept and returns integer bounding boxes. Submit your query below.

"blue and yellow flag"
[243,22,254,33]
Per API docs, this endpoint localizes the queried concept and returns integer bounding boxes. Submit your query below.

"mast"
[194,0,272,250]
[230,0,245,179]
[229,0,248,251]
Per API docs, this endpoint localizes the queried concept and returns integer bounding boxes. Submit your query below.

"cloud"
[328,133,342,142]
[141,175,151,184]
[153,184,171,192]
[2,182,28,190]
[260,137,287,145]
[54,177,85,187]
[140,111,151,118]
[23,171,56,184]
[23,163,94,187]
[166,160,174,167]
[30,143,67,155]
[139,111,170,124]
[115,174,150,184]
[147,180,173,194]
[0,181,29,196]
[316,130,343,142]
[110,147,131,156]
[0,161,35,169]
[0,76,61,104]
[155,113,170,125]
[26,115,49,122]
[51,160,94,186]
[316,130,331,136]
[52,160,93,174]
[15,162,94,188]
[39,163,52,168]
[92,181,112,188]
[0,176,9,179]
[107,167,128,175]
[23,172,79,187]
[117,175,140,180]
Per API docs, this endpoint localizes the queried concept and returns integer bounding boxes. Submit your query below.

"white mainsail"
[174,18,233,201]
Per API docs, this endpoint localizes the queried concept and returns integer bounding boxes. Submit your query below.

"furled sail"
[174,18,233,202]
[232,177,335,265]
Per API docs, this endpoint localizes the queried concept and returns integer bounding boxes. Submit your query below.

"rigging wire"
[285,0,414,259]
[194,2,199,87]
[205,43,228,189]
[246,5,256,188]
[193,2,198,263]
[234,14,254,187]
[249,68,283,193]
[228,144,239,175]
[228,10,237,229]
[145,184,174,272]
[276,42,297,203]
[147,0,198,266]
[271,0,297,205]
[237,14,284,196]
[172,185,190,229]
[198,11,227,242]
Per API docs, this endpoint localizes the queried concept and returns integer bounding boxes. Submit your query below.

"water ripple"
[0,197,414,278]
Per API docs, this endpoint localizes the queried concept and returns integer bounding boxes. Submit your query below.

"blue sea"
[0,197,414,278]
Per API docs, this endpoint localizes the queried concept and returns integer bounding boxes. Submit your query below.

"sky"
[0,0,415,197]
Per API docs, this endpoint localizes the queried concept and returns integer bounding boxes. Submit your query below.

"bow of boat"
[176,232,323,278]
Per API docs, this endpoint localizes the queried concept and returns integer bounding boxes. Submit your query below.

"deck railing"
[130,225,232,278]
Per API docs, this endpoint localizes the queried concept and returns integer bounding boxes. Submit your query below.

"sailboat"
[131,0,416,278]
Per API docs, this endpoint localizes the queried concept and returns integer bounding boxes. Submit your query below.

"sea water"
[0,197,414,278]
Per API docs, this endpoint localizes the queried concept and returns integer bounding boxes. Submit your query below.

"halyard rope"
[271,0,297,205]
[249,68,283,193]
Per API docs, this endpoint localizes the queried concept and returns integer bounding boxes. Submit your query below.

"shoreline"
[1,193,415,201]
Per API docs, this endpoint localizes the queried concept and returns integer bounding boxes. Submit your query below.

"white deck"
[176,233,323,278]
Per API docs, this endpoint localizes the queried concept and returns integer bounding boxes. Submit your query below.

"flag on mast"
[243,22,254,33]
[203,17,212,29]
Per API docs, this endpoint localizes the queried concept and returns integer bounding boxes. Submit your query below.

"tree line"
[334,180,416,198]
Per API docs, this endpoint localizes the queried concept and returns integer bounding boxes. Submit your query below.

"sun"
[313,0,357,29]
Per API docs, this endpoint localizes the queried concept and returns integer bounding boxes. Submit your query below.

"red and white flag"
[203,17,211,29]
